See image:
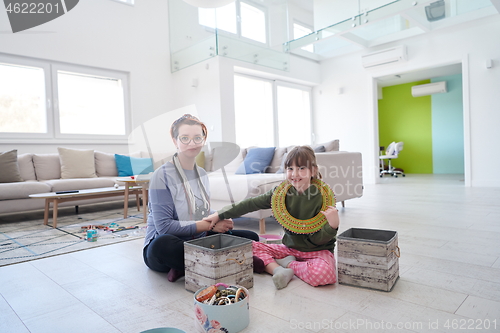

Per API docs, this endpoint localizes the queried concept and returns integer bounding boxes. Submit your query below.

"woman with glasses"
[143,114,260,282]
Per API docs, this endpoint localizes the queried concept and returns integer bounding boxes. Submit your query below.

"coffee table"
[30,185,147,228]
[116,177,150,220]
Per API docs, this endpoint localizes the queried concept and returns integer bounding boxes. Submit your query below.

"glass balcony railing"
[169,0,289,72]
[169,0,498,72]
[286,0,498,61]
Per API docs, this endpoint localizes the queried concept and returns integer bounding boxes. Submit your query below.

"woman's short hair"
[284,145,321,179]
[170,114,208,139]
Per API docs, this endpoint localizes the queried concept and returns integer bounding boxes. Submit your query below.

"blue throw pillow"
[235,147,275,175]
[115,154,153,176]
[314,145,326,153]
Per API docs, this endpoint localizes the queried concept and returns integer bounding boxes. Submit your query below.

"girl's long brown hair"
[284,146,322,179]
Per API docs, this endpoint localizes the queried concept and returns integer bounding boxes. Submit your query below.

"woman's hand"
[203,212,220,230]
[196,219,212,233]
[211,219,234,233]
[321,206,339,229]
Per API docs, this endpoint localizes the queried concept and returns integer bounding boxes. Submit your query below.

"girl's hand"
[203,212,220,230]
[211,219,234,233]
[321,206,339,229]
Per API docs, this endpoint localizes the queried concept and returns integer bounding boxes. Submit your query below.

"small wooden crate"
[337,228,400,292]
[184,234,253,293]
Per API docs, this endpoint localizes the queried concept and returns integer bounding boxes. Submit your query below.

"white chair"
[380,142,405,178]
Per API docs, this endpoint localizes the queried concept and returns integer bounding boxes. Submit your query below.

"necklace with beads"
[271,178,336,234]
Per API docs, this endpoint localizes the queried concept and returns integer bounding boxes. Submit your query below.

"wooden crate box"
[184,234,253,293]
[337,228,400,292]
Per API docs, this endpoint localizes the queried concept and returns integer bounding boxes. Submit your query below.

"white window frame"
[198,0,269,46]
[275,80,314,146]
[0,54,53,140]
[0,53,131,144]
[239,1,268,45]
[234,73,314,147]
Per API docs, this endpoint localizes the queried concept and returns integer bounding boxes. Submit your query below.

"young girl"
[205,146,339,290]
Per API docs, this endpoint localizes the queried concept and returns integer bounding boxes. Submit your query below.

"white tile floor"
[1,175,500,333]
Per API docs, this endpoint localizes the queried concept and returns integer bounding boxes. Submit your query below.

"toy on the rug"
[80,223,140,239]
[81,225,110,231]
[112,226,139,233]
[195,283,247,305]
[86,226,98,242]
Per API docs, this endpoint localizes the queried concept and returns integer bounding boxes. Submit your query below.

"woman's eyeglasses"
[178,135,205,145]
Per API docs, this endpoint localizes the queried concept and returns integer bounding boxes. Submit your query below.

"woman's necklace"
[271,178,335,234]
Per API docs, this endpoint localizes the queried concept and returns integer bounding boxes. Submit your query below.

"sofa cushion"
[209,173,284,202]
[0,150,23,183]
[196,151,205,168]
[95,151,118,177]
[33,154,61,180]
[314,145,326,152]
[42,178,116,192]
[236,147,275,175]
[18,153,37,181]
[276,152,288,174]
[314,139,339,152]
[266,147,287,173]
[115,154,153,176]
[58,147,97,179]
[210,147,244,174]
[0,181,51,200]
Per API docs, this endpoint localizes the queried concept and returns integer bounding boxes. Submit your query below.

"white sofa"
[1,142,363,231]
[0,149,147,216]
[202,140,363,234]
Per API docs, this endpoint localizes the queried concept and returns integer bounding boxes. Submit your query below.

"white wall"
[0,0,173,155]
[170,57,224,142]
[314,15,500,186]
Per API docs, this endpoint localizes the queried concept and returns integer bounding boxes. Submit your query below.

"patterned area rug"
[0,206,146,267]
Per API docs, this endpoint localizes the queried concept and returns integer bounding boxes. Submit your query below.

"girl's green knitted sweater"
[218,183,338,252]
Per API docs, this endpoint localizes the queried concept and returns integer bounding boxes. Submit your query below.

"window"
[0,54,130,142]
[276,84,312,147]
[0,62,47,134]
[199,1,267,44]
[293,22,314,53]
[234,75,274,147]
[234,74,312,147]
[198,2,237,34]
[240,2,266,43]
[56,70,126,136]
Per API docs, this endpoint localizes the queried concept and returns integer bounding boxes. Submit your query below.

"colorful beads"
[271,178,335,234]
[196,284,247,306]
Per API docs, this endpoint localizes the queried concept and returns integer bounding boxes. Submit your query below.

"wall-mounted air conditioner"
[361,45,407,68]
[411,81,447,97]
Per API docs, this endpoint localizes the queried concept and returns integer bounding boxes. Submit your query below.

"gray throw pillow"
[0,150,23,183]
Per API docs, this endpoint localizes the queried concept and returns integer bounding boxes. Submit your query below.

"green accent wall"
[378,80,434,174]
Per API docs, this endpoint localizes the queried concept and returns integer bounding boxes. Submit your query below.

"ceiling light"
[183,0,235,8]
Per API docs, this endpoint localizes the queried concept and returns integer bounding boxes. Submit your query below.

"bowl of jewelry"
[194,283,249,333]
